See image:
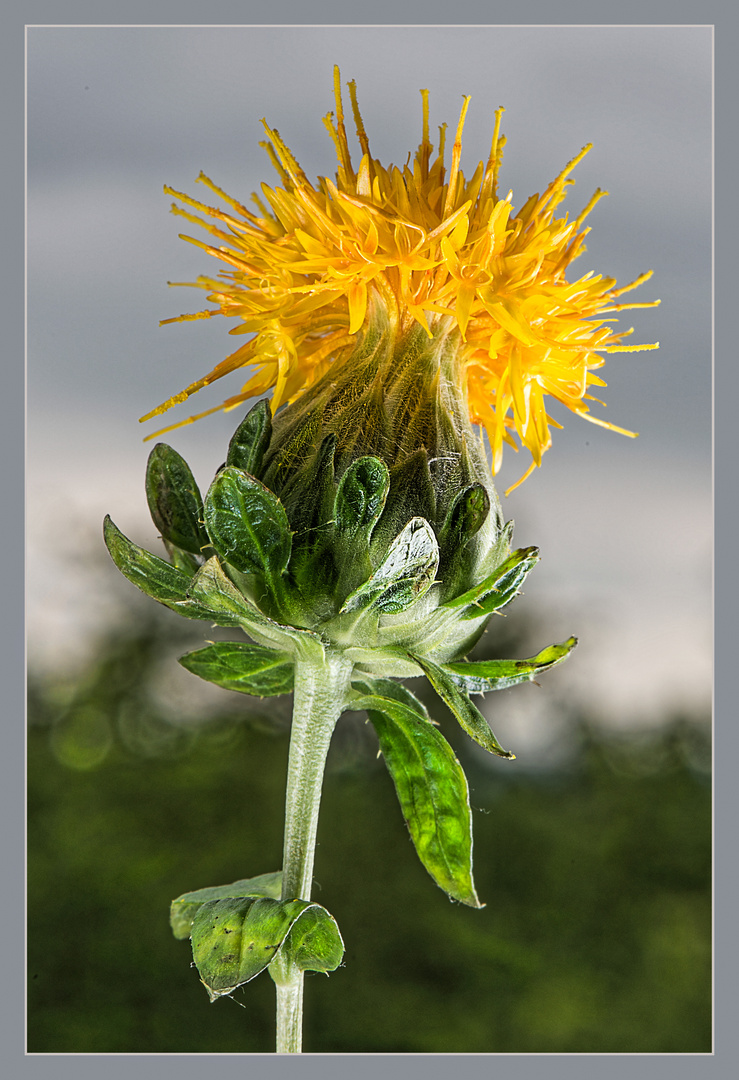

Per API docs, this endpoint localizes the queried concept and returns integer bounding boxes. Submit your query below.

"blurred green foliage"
[28,608,711,1054]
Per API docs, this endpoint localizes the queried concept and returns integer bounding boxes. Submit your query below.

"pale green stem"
[274,650,353,1054]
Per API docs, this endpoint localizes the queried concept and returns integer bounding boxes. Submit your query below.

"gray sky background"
[27,25,713,742]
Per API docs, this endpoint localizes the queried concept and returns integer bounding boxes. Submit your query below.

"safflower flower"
[143,66,657,493]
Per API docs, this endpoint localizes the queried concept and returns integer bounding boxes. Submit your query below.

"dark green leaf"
[260,402,325,493]
[145,443,209,555]
[281,435,339,599]
[436,483,493,601]
[182,556,255,625]
[340,517,439,615]
[170,872,283,940]
[190,896,343,1000]
[445,637,578,693]
[103,515,196,607]
[409,652,515,760]
[371,449,436,555]
[163,539,202,576]
[226,399,272,477]
[444,547,540,619]
[179,641,294,697]
[280,433,337,525]
[203,466,292,578]
[181,557,325,658]
[334,456,390,535]
[438,483,490,550]
[347,680,481,907]
[104,517,255,625]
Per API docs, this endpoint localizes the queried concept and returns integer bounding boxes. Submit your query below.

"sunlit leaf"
[445,637,578,693]
[348,679,482,906]
[190,896,343,1000]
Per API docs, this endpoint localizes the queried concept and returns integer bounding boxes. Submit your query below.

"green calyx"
[132,306,517,666]
[106,320,523,668]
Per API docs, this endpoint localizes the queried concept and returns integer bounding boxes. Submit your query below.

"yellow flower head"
[142,67,658,492]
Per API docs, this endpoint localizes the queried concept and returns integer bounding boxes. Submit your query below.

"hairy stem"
[274,650,353,1054]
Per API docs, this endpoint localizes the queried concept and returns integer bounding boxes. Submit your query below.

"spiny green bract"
[108,393,526,672]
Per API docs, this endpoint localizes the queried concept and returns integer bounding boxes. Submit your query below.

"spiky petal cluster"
[142,67,658,491]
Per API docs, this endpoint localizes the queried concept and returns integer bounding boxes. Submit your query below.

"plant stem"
[275,973,303,1055]
[274,649,353,1054]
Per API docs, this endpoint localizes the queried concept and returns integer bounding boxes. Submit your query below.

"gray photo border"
[10,0,734,1077]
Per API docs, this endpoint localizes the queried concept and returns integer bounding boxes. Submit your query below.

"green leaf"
[276,904,345,978]
[103,515,205,613]
[409,652,516,760]
[435,483,493,601]
[281,433,337,524]
[334,456,390,536]
[190,896,343,1000]
[351,675,432,721]
[444,637,578,693]
[260,402,324,493]
[170,872,283,940]
[438,483,490,551]
[203,466,292,579]
[105,517,263,626]
[348,680,482,907]
[226,399,272,477]
[181,556,257,626]
[444,546,540,619]
[280,435,339,599]
[180,557,325,659]
[163,539,202,576]
[145,443,209,556]
[179,641,294,697]
[340,517,439,615]
[371,449,437,554]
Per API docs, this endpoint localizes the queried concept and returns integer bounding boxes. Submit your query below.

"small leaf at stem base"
[170,872,283,940]
[189,895,344,1000]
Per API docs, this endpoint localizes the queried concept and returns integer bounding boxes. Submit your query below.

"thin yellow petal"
[347,282,368,334]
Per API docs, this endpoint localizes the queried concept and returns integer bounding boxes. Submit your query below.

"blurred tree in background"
[28,584,711,1054]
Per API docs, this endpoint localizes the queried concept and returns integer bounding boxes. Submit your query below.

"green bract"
[105,312,576,1004]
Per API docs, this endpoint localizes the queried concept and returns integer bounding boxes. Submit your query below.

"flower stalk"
[274,968,303,1055]
[274,650,353,1052]
[280,652,354,903]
